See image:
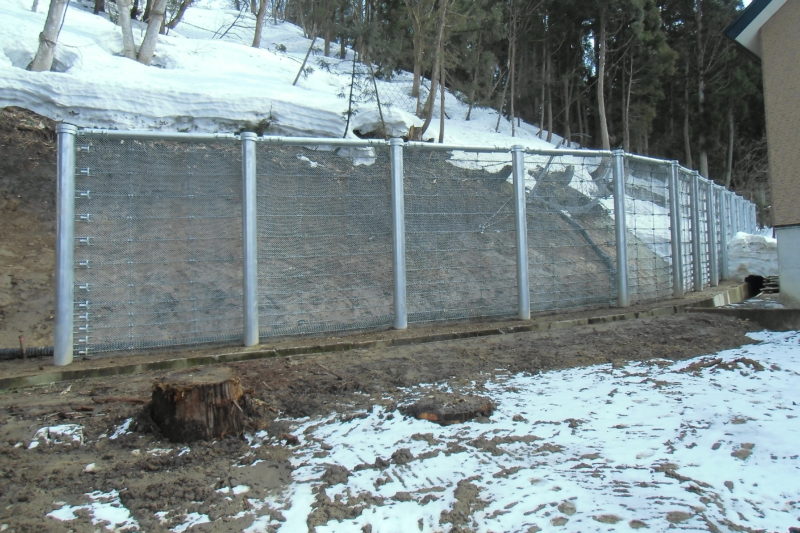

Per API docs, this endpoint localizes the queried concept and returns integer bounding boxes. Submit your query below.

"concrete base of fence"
[687,307,800,331]
[0,282,755,391]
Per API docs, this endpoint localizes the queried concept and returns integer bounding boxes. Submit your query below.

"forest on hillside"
[45,0,770,213]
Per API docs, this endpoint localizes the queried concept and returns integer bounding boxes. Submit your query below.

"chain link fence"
[404,148,518,322]
[255,143,394,336]
[524,152,617,311]
[72,135,243,355]
[54,128,759,363]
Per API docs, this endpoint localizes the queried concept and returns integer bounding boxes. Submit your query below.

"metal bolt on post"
[612,150,629,307]
[55,124,78,366]
[241,132,259,346]
[706,181,719,287]
[511,146,530,320]
[667,161,684,298]
[389,138,407,330]
[689,171,703,291]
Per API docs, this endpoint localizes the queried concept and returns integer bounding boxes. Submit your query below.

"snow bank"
[0,0,562,148]
[728,231,778,278]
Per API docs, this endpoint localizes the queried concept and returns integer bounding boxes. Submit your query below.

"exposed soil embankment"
[0,107,56,348]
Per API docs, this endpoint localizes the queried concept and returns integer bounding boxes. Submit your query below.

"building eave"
[724,0,787,57]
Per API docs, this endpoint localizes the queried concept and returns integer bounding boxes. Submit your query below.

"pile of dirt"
[0,107,56,348]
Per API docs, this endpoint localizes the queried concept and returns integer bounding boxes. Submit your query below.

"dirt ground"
[0,310,758,531]
[0,107,56,349]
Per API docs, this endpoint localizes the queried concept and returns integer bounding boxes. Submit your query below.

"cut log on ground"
[400,393,495,425]
[150,366,245,442]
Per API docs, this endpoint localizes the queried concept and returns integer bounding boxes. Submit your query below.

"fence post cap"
[388,137,404,146]
[57,123,78,135]
[240,131,258,140]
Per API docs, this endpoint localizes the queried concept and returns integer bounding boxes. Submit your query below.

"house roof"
[724,0,787,57]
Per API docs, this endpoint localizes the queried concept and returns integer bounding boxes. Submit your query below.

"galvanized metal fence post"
[736,196,747,233]
[55,124,77,366]
[612,150,629,307]
[667,161,684,297]
[389,138,408,329]
[717,186,730,280]
[511,146,530,320]
[706,180,719,286]
[689,171,703,291]
[241,132,259,346]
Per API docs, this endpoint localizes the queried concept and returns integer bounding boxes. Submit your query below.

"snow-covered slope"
[0,0,559,149]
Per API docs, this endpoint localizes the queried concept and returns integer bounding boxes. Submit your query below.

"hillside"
[0,107,55,348]
[0,0,566,147]
[0,0,565,349]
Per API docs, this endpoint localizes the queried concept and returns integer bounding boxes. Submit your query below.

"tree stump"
[150,366,245,442]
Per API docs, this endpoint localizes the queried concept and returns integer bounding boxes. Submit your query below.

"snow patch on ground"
[29,424,84,448]
[48,490,139,531]
[236,330,800,532]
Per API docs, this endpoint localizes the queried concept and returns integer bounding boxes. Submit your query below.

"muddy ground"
[0,310,759,531]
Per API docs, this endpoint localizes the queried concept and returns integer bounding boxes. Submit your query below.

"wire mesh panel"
[678,170,695,292]
[256,144,394,336]
[624,158,673,302]
[73,134,243,355]
[712,189,723,277]
[697,182,711,287]
[524,152,616,311]
[404,148,518,322]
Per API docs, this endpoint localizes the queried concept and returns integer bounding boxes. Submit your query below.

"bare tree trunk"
[411,33,423,107]
[142,0,153,21]
[117,0,136,59]
[464,32,482,121]
[293,34,318,85]
[724,107,734,187]
[338,2,346,58]
[695,0,709,177]
[31,0,40,12]
[562,74,572,146]
[576,85,585,144]
[509,0,517,137]
[28,0,69,72]
[252,0,268,47]
[622,56,632,153]
[167,0,193,30]
[545,52,552,143]
[438,61,445,143]
[137,0,166,64]
[537,43,545,138]
[403,0,434,111]
[682,65,693,169]
[418,0,448,137]
[94,0,105,14]
[596,8,611,150]
[495,70,509,132]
